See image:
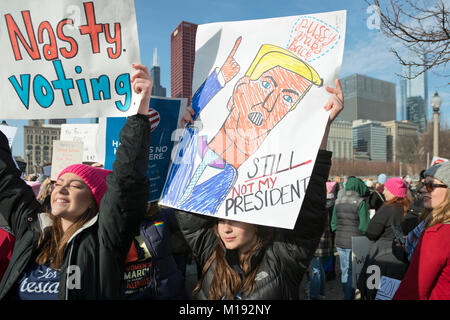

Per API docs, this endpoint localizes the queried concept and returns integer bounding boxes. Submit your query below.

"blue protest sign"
[104,96,185,201]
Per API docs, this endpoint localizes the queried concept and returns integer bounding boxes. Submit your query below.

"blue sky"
[5,0,449,158]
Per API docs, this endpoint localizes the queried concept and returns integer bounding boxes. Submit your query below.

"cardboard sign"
[101,96,186,202]
[160,11,347,229]
[50,140,84,180]
[60,123,100,162]
[352,236,373,289]
[431,156,449,166]
[0,124,18,148]
[375,276,401,300]
[0,0,141,120]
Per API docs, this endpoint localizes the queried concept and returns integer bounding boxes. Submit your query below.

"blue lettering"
[51,60,74,105]
[33,74,54,108]
[114,73,131,111]
[8,74,31,109]
[90,75,111,100]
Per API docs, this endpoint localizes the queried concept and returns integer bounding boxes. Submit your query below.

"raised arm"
[0,131,41,238]
[97,63,153,257]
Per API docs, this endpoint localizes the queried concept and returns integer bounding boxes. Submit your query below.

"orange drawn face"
[224,66,312,146]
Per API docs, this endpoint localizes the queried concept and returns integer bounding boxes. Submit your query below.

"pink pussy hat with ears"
[57,164,112,209]
[384,177,407,198]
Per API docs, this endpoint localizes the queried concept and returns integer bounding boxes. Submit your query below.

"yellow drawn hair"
[245,44,323,110]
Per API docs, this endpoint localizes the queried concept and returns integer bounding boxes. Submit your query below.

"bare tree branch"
[369,0,449,79]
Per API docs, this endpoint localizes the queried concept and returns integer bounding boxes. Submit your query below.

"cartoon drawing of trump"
[161,37,323,214]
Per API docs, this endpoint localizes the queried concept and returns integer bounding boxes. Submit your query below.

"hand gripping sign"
[160,11,346,229]
[0,0,140,120]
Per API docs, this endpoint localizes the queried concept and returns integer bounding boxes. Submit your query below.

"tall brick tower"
[170,21,198,104]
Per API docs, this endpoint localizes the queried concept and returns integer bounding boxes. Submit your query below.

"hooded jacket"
[331,177,370,249]
[0,114,150,300]
[176,150,331,300]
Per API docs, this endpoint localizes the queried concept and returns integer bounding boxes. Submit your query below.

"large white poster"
[0,0,141,120]
[160,11,346,229]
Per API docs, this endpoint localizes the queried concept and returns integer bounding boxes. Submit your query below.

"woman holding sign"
[176,80,343,300]
[0,63,153,300]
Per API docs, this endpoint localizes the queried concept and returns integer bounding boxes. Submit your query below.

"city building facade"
[340,74,396,122]
[171,21,198,104]
[353,119,387,162]
[150,48,167,97]
[24,120,61,175]
[327,119,353,160]
[381,120,419,162]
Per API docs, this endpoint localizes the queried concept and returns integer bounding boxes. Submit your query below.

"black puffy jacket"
[0,114,150,300]
[176,150,331,300]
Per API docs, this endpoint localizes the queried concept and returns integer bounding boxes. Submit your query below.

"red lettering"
[5,11,40,61]
[103,23,122,59]
[37,21,57,60]
[79,1,103,54]
[57,19,78,59]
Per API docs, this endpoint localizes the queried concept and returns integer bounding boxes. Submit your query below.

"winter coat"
[393,223,450,300]
[0,215,15,281]
[176,150,332,300]
[0,114,150,300]
[357,202,409,299]
[331,177,370,249]
[122,208,187,300]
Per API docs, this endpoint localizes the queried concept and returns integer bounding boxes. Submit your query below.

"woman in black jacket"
[177,80,343,300]
[357,177,412,300]
[0,63,152,300]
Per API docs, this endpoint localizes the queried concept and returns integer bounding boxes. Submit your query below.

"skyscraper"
[353,119,387,162]
[170,21,198,104]
[340,74,396,122]
[399,54,428,132]
[150,48,167,97]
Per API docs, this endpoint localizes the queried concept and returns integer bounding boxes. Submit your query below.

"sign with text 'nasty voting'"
[104,97,186,202]
[0,0,140,120]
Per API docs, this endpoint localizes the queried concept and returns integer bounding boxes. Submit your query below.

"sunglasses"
[423,181,448,192]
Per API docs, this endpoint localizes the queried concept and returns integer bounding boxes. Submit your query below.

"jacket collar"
[37,212,98,244]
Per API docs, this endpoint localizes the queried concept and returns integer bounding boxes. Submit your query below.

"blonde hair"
[424,188,450,229]
[245,44,323,110]
[36,177,52,202]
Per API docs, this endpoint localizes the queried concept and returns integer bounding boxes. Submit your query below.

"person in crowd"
[0,63,152,300]
[0,216,15,282]
[357,177,411,300]
[36,177,54,212]
[325,181,338,281]
[173,79,343,300]
[307,207,331,300]
[122,202,187,300]
[393,161,450,300]
[369,181,385,213]
[330,176,370,300]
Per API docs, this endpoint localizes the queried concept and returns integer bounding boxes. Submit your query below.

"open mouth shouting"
[248,111,264,126]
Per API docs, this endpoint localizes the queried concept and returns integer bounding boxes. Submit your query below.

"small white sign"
[50,140,84,180]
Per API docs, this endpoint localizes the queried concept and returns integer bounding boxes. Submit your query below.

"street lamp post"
[431,92,442,157]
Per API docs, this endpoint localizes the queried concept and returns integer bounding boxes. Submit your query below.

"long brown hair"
[35,199,98,270]
[424,189,450,229]
[383,196,411,216]
[193,224,273,300]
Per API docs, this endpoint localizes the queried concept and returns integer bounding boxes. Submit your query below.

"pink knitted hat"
[57,164,112,209]
[384,177,407,198]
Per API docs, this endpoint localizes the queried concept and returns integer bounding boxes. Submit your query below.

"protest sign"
[0,125,18,148]
[60,123,100,162]
[352,236,373,289]
[102,96,186,202]
[0,0,141,120]
[50,140,84,180]
[160,11,347,229]
[431,156,449,166]
[374,276,401,300]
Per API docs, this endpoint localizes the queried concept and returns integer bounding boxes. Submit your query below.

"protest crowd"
[0,3,449,303]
